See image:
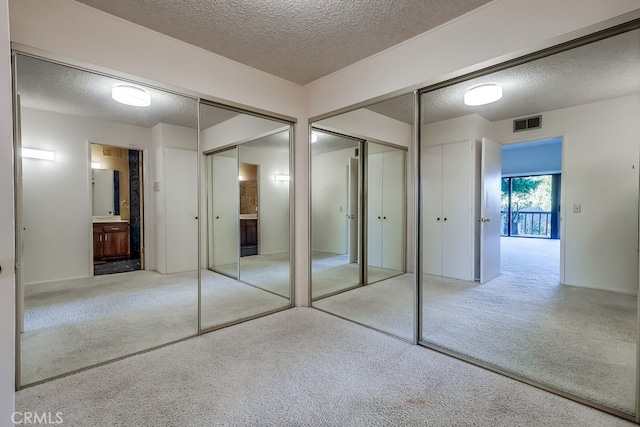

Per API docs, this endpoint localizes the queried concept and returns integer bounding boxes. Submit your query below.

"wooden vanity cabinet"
[93,222,130,261]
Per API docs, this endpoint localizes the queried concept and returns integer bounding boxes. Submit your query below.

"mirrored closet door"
[199,102,293,331]
[14,53,200,386]
[310,93,414,341]
[419,26,640,417]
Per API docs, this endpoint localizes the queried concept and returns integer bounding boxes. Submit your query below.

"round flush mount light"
[112,85,151,107]
[464,84,502,106]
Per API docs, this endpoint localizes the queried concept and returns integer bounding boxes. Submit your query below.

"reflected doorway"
[500,138,562,280]
[91,143,144,276]
[239,163,259,257]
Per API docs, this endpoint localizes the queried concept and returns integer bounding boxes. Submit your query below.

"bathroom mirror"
[419,27,639,416]
[15,53,200,386]
[311,93,413,341]
[92,169,120,216]
[199,102,292,331]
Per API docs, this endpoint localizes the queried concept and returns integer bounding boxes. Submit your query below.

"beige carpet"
[215,252,291,298]
[423,237,637,414]
[313,273,414,340]
[15,308,633,426]
[21,269,289,385]
[314,237,637,414]
[311,251,403,299]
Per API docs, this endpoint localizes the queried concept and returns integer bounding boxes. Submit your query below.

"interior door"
[165,147,198,273]
[209,148,239,278]
[367,152,383,268]
[480,137,502,283]
[348,157,359,264]
[422,145,443,276]
[381,150,404,271]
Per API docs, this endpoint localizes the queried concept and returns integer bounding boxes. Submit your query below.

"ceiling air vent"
[102,147,122,158]
[513,115,542,132]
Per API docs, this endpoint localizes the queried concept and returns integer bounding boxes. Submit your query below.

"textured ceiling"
[17,55,241,129]
[365,29,640,125]
[73,0,492,85]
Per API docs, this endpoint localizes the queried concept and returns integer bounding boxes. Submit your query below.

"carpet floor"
[313,237,637,414]
[311,251,403,299]
[15,308,634,426]
[21,269,289,385]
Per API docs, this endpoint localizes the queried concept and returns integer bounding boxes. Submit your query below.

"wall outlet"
[573,203,581,213]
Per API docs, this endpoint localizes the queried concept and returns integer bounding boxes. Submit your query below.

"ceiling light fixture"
[311,132,318,143]
[112,85,151,107]
[464,84,502,106]
[91,162,102,169]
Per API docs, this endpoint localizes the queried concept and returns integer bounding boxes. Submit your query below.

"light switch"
[154,181,161,192]
[339,206,343,212]
[573,203,581,213]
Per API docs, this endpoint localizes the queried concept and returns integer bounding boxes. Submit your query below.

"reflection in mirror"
[310,131,361,299]
[91,169,119,216]
[15,54,200,386]
[311,93,413,341]
[420,28,639,415]
[367,142,406,284]
[199,102,291,331]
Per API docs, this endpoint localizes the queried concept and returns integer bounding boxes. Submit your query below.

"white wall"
[151,123,198,274]
[306,0,640,117]
[502,139,562,176]
[20,108,151,284]
[0,0,14,421]
[311,148,354,254]
[240,146,290,254]
[201,115,286,153]
[492,95,640,294]
[422,114,486,146]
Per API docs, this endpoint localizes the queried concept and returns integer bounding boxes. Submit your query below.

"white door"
[348,157,359,264]
[165,148,198,273]
[423,145,443,276]
[480,137,502,283]
[367,152,383,267]
[442,141,473,280]
[211,150,239,276]
[381,150,404,270]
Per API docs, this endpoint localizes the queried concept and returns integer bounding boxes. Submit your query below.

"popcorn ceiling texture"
[74,0,492,84]
[366,29,640,124]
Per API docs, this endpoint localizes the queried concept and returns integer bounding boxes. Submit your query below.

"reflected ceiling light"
[111,85,151,107]
[274,174,290,181]
[238,175,245,181]
[22,148,55,161]
[91,162,102,169]
[311,132,318,143]
[464,84,502,106]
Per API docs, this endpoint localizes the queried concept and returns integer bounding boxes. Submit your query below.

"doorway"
[91,143,144,276]
[239,163,259,257]
[500,138,562,278]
